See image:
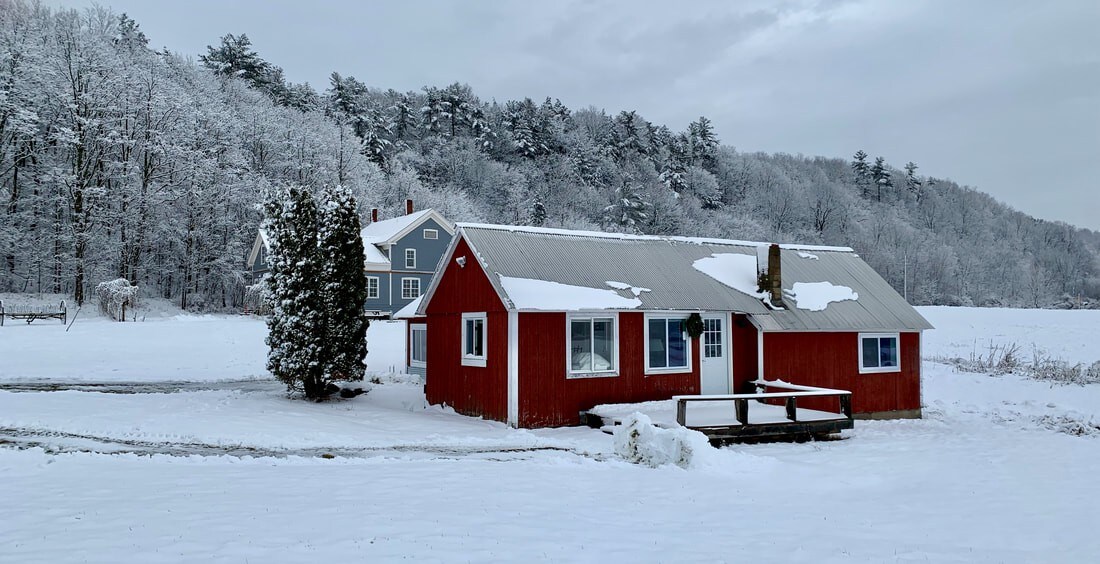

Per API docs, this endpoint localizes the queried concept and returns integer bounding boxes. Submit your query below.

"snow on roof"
[500,276,642,310]
[691,254,766,299]
[448,223,933,332]
[361,209,450,246]
[363,243,390,267]
[393,295,424,319]
[258,229,271,250]
[785,282,858,312]
[454,222,854,253]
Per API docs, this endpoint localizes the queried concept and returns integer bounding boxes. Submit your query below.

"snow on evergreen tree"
[603,182,650,233]
[851,150,871,199]
[263,185,327,398]
[528,198,547,226]
[871,156,893,202]
[318,185,370,382]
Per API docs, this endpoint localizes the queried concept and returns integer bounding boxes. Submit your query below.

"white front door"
[699,314,730,394]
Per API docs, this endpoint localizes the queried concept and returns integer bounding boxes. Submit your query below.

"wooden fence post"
[785,396,798,421]
[735,398,748,425]
[840,394,852,419]
[676,399,687,426]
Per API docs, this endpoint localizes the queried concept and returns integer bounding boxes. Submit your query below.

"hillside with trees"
[1,3,1097,309]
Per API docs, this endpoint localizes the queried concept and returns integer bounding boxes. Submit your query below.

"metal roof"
[454,224,932,332]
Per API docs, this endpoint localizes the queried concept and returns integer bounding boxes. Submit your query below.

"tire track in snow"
[0,426,607,462]
[0,379,280,394]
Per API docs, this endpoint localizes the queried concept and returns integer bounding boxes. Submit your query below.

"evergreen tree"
[687,116,719,172]
[905,161,922,200]
[851,150,871,198]
[528,198,547,226]
[871,156,893,202]
[318,185,369,382]
[603,182,649,232]
[263,185,327,398]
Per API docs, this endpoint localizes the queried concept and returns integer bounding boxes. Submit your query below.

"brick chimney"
[405,199,414,215]
[756,243,784,308]
[370,208,379,223]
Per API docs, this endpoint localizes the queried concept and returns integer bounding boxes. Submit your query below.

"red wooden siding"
[517,312,700,428]
[424,237,509,422]
[730,314,759,393]
[761,331,921,414]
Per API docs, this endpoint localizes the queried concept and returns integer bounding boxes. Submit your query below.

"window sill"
[859,366,901,374]
[644,367,691,376]
[567,371,618,380]
[461,357,487,368]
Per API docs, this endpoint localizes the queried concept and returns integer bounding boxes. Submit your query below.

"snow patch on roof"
[360,209,434,244]
[785,282,858,311]
[362,243,390,266]
[456,223,853,252]
[797,252,819,260]
[393,295,424,319]
[605,281,651,297]
[691,254,766,299]
[500,276,642,310]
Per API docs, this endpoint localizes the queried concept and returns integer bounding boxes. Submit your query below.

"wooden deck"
[587,380,854,442]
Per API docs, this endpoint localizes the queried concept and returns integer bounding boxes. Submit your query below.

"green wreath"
[684,312,705,339]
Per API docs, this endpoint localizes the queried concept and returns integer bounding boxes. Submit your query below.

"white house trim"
[507,310,519,427]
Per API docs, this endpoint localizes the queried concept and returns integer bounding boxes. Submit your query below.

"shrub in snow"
[95,278,138,321]
[613,412,712,469]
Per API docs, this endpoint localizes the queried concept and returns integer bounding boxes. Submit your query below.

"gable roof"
[419,223,932,332]
[359,209,455,248]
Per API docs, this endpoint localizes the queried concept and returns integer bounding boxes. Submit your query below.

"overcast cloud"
[48,0,1100,230]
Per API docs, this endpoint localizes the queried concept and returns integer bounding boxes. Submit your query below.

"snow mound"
[785,281,858,311]
[612,412,713,469]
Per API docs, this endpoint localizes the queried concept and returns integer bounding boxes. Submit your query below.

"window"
[646,316,691,373]
[568,316,617,377]
[405,248,416,269]
[859,333,900,373]
[366,277,379,300]
[423,229,438,240]
[703,317,723,358]
[410,324,427,367]
[461,312,487,367]
[401,278,420,300]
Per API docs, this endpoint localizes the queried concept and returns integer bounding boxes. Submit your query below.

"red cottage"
[415,224,932,428]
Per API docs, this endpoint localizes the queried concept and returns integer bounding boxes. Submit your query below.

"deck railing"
[673,379,852,428]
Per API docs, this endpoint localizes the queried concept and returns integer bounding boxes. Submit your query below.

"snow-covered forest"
[1,3,1097,309]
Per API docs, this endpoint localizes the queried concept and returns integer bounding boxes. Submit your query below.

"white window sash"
[858,332,901,374]
[644,314,693,375]
[461,312,487,367]
[566,314,619,379]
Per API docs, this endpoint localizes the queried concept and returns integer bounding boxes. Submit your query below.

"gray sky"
[51,0,1100,231]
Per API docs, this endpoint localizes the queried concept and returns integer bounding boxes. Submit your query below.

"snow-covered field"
[1,306,1098,562]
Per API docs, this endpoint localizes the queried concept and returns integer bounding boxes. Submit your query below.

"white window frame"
[423,228,439,240]
[401,277,420,300]
[461,312,487,367]
[410,323,427,368]
[405,248,416,269]
[566,313,619,379]
[859,332,901,374]
[366,276,379,300]
[644,313,693,375]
